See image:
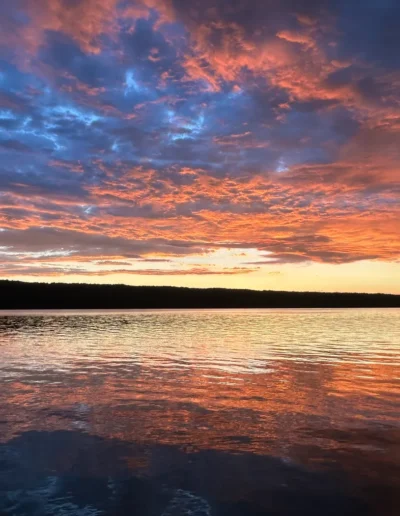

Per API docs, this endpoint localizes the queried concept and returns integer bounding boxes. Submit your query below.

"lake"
[0,309,399,516]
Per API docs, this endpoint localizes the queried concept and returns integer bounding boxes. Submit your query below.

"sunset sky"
[0,0,399,293]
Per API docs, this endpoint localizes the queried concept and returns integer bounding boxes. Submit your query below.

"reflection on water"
[0,309,399,515]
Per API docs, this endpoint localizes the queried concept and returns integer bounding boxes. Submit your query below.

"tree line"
[0,280,399,309]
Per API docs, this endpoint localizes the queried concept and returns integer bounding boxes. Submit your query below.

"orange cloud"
[1,0,173,58]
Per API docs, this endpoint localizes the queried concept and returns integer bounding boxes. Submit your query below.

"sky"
[0,0,399,293]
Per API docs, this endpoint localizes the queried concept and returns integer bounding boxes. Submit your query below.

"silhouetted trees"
[0,280,399,309]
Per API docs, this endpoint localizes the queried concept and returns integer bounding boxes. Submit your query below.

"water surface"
[0,309,399,515]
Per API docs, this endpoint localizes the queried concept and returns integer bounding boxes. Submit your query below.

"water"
[0,309,399,516]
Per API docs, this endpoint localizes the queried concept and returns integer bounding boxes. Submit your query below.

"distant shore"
[0,280,399,309]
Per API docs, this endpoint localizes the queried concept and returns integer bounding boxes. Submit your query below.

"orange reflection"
[0,310,399,513]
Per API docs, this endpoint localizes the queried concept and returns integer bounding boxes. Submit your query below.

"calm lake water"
[0,309,399,516]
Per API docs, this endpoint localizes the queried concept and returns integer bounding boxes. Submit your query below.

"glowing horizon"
[0,1,399,293]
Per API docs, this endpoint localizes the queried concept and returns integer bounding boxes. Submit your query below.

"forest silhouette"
[1,280,399,309]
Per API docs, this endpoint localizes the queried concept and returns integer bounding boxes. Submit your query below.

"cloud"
[0,227,207,258]
[0,139,34,152]
[0,0,398,281]
[0,266,255,277]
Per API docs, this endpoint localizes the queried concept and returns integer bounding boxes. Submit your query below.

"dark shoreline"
[1,280,399,309]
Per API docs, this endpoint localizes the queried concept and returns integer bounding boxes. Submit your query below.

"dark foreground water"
[0,309,399,516]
